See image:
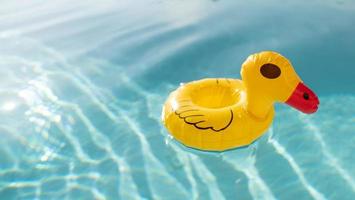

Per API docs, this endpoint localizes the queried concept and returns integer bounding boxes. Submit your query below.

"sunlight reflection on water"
[0,0,354,199]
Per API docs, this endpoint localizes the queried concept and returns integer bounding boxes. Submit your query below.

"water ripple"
[1,1,355,199]
[301,116,355,192]
[268,128,326,200]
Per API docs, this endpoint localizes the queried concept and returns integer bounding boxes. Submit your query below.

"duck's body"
[162,51,319,151]
[162,78,274,151]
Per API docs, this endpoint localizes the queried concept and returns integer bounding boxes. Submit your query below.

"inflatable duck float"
[162,51,319,151]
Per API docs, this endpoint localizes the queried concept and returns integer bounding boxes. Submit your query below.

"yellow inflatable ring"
[162,51,319,151]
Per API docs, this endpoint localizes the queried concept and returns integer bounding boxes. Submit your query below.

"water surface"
[0,0,354,199]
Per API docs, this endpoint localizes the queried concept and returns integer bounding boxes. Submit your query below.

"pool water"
[0,0,354,199]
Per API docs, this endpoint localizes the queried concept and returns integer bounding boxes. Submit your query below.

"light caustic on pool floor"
[0,37,355,200]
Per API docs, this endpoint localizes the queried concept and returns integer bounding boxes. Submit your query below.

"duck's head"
[241,51,319,114]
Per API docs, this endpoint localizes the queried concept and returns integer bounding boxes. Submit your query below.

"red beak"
[285,82,319,114]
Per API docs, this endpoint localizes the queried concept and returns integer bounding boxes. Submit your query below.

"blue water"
[0,0,354,199]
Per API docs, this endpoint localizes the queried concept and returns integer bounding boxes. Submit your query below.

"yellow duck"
[162,51,319,151]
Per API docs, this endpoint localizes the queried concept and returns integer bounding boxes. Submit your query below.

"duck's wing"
[174,104,234,132]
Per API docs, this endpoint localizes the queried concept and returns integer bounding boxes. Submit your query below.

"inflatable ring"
[162,51,319,151]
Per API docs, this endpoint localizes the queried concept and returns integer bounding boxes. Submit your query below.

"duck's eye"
[303,92,309,100]
[260,63,281,79]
